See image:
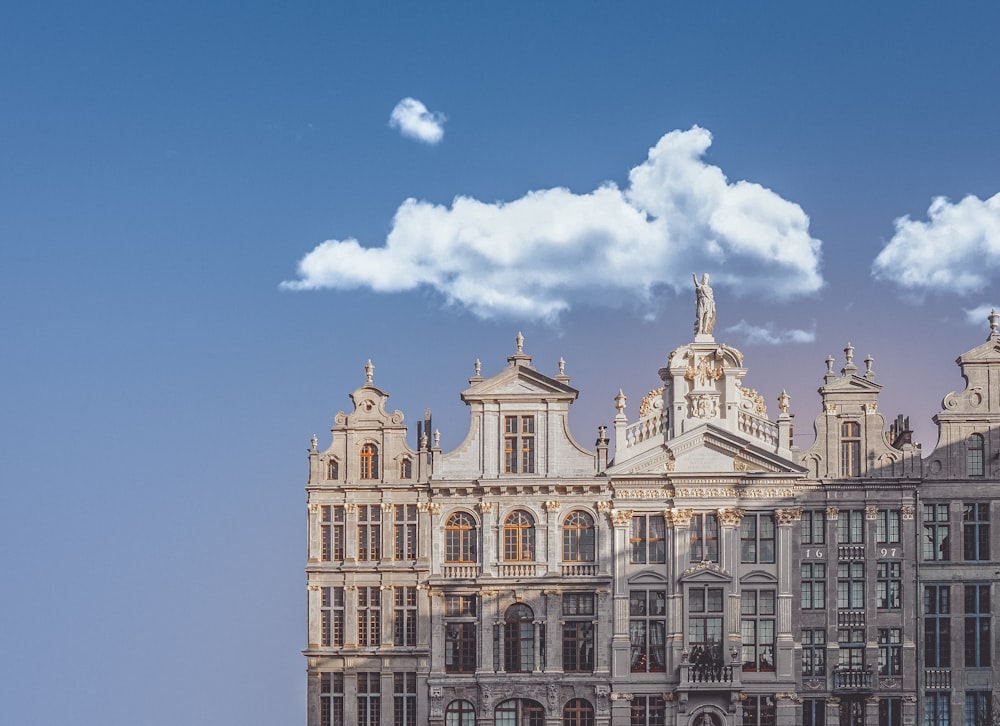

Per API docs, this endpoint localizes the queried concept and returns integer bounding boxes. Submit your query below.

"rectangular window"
[925,693,950,726]
[690,513,720,563]
[444,595,477,673]
[801,510,825,545]
[392,672,416,726]
[965,583,992,667]
[841,421,861,477]
[741,514,776,563]
[801,562,827,609]
[837,562,864,609]
[743,695,776,726]
[503,415,535,473]
[357,505,381,561]
[562,593,595,672]
[923,584,951,667]
[803,699,825,726]
[393,586,417,647]
[740,590,775,671]
[321,505,346,561]
[968,434,985,478]
[837,628,865,670]
[394,504,417,560]
[966,693,992,726]
[880,698,902,726]
[802,629,826,677]
[877,509,901,543]
[687,586,724,671]
[629,514,666,564]
[321,587,345,647]
[963,503,990,561]
[320,672,344,726]
[629,589,666,672]
[356,673,381,726]
[877,561,902,609]
[630,696,666,726]
[357,587,381,647]
[878,627,902,675]
[837,510,864,544]
[923,503,950,561]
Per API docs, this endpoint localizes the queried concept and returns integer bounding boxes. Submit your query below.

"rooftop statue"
[693,272,716,336]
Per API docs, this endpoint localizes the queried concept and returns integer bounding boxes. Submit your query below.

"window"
[320,672,344,726]
[562,511,595,562]
[495,699,544,726]
[394,504,417,560]
[357,587,381,646]
[321,505,345,561]
[321,587,344,647]
[357,673,381,726]
[802,699,825,726]
[399,457,412,479]
[966,693,993,726]
[837,562,864,609]
[741,590,775,671]
[802,629,826,677]
[445,512,478,563]
[503,510,535,561]
[964,503,990,561]
[965,584,991,667]
[877,509,901,543]
[629,589,666,672]
[562,593,594,672]
[630,696,665,726]
[742,695,776,726]
[394,586,416,647]
[925,694,950,726]
[877,561,902,609]
[630,514,666,564]
[801,510,825,544]
[444,595,477,674]
[562,699,594,726]
[924,584,951,667]
[840,700,864,726]
[503,415,535,474]
[741,514,775,563]
[360,443,379,479]
[357,505,381,561]
[878,627,902,675]
[687,586,724,671]
[879,699,902,726]
[393,673,416,726]
[690,513,719,562]
[837,510,864,544]
[445,700,476,726]
[801,562,826,609]
[924,504,950,561]
[968,433,985,477]
[840,420,861,477]
[500,603,537,673]
[326,458,339,480]
[837,628,865,670]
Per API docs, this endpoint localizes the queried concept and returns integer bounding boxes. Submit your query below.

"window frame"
[840,420,861,477]
[503,510,536,562]
[503,415,536,474]
[444,511,478,564]
[562,511,596,562]
[629,513,666,564]
[360,443,379,480]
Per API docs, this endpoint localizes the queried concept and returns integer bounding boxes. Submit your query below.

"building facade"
[302,294,1000,726]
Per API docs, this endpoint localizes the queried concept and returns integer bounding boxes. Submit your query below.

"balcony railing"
[833,668,874,693]
[837,610,866,627]
[499,563,542,577]
[560,563,598,577]
[684,662,735,684]
[624,411,666,449]
[737,410,778,446]
[925,669,952,689]
[442,564,479,579]
[837,545,866,560]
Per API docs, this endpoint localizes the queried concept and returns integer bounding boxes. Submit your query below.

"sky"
[2,3,1000,724]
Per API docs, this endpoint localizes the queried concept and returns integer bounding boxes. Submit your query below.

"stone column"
[717,507,745,641]
[544,500,561,575]
[308,503,320,563]
[533,620,544,672]
[609,508,633,677]
[344,585,358,648]
[775,507,802,680]
[380,584,394,650]
[418,501,439,574]
[307,584,321,649]
[544,589,563,672]
[478,501,496,577]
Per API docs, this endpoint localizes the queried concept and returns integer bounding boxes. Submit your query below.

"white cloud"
[281,127,824,321]
[724,320,816,345]
[964,304,1000,326]
[389,97,446,144]
[872,193,1000,294]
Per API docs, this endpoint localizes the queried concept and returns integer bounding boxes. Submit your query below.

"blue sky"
[3,3,1000,724]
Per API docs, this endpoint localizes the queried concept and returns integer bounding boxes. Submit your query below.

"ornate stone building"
[302,290,1000,726]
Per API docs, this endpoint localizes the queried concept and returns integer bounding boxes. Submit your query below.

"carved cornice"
[682,560,729,578]
[616,488,671,500]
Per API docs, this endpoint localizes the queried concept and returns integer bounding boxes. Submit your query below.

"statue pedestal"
[694,333,715,344]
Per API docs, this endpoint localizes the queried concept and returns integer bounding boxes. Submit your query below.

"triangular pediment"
[822,374,882,393]
[461,365,578,402]
[958,338,1000,363]
[679,561,731,582]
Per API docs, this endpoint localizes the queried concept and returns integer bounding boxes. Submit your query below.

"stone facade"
[302,303,1000,726]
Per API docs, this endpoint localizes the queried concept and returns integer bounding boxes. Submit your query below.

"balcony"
[499,563,542,577]
[442,564,479,579]
[925,669,952,689]
[833,668,874,694]
[560,563,598,577]
[684,662,735,684]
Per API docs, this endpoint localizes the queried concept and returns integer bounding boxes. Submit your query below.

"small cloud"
[282,127,824,321]
[389,97,446,145]
[725,320,815,345]
[964,304,1000,326]
[872,193,1000,295]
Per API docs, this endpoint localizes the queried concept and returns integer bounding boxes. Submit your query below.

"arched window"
[446,699,477,726]
[495,698,545,726]
[562,511,595,562]
[399,457,412,479]
[445,512,478,563]
[326,458,339,480]
[502,604,536,673]
[967,433,985,477]
[840,421,861,477]
[563,699,595,726]
[360,443,379,480]
[504,510,535,561]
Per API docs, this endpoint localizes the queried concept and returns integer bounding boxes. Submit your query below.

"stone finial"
[434,429,441,448]
[824,355,836,383]
[842,343,857,376]
[474,358,481,376]
[615,389,627,413]
[864,354,875,380]
[990,308,999,336]
[516,331,524,354]
[364,359,374,384]
[310,434,318,450]
[558,357,565,375]
[844,343,854,364]
[778,390,790,415]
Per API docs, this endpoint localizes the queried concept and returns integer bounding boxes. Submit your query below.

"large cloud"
[724,320,816,345]
[873,193,1000,294]
[389,97,446,145]
[282,127,824,320]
